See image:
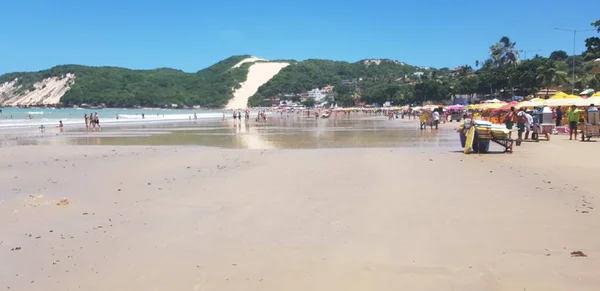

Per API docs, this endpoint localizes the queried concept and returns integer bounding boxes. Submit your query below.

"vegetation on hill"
[247,59,426,107]
[0,55,252,107]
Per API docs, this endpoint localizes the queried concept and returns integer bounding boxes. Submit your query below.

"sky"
[1,0,599,74]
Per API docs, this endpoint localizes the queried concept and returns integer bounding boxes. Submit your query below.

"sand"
[226,62,289,109]
[0,74,75,106]
[1,138,600,290]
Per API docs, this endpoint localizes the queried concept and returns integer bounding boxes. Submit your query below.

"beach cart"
[581,124,600,141]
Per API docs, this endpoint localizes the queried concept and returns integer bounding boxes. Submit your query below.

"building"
[308,89,328,102]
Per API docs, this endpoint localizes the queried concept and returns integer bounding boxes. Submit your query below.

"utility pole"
[554,28,595,94]
[518,49,541,60]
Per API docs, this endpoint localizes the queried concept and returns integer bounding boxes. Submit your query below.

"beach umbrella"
[481,102,507,110]
[498,101,520,111]
[593,92,600,97]
[447,104,464,110]
[549,92,569,99]
[485,98,502,103]
[465,104,481,110]
[580,88,594,96]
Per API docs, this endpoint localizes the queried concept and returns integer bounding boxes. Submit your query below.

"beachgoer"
[84,114,89,129]
[233,111,237,123]
[94,112,101,131]
[505,107,516,138]
[516,108,527,142]
[524,110,533,140]
[555,107,562,126]
[142,113,145,119]
[432,110,440,130]
[238,111,241,120]
[567,105,581,140]
[58,120,64,132]
[194,113,197,120]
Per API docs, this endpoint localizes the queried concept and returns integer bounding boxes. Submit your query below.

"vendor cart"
[531,124,553,141]
[581,124,600,141]
[450,112,462,122]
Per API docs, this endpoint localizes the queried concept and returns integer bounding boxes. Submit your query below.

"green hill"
[248,59,427,106]
[0,55,252,108]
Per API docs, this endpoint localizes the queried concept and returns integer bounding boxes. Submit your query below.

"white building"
[308,89,328,102]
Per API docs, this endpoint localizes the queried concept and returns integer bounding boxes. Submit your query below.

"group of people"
[418,108,444,130]
[503,104,599,142]
[84,112,101,131]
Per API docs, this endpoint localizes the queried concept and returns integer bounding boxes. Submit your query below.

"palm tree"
[536,61,569,89]
[490,36,521,68]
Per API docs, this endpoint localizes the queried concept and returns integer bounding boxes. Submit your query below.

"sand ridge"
[226,58,289,109]
[0,74,75,106]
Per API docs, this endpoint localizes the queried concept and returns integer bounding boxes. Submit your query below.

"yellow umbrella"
[549,92,568,99]
[465,104,481,110]
[593,92,600,97]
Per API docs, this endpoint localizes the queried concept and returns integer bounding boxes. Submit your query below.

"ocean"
[0,108,230,130]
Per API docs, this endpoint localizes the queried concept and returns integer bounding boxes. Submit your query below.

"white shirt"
[525,113,533,127]
[432,111,440,121]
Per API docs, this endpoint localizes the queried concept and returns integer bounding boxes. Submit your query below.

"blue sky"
[1,0,599,74]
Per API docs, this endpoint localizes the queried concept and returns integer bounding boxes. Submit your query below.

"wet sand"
[1,115,458,149]
[1,125,600,290]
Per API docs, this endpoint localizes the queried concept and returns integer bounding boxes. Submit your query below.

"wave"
[27,111,45,115]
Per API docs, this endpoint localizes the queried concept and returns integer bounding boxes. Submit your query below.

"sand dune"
[0,74,75,106]
[226,59,289,109]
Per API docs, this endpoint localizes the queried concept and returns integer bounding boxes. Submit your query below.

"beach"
[1,116,600,291]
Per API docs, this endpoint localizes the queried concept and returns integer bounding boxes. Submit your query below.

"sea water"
[0,108,229,130]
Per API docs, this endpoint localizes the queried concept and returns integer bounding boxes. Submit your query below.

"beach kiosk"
[582,105,600,141]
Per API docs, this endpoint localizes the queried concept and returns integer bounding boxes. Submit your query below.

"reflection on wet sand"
[1,115,458,149]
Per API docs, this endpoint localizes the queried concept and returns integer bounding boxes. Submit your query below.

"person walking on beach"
[232,111,237,124]
[84,113,89,130]
[194,113,197,120]
[504,107,516,138]
[238,111,242,120]
[432,110,440,130]
[94,112,101,131]
[516,108,527,142]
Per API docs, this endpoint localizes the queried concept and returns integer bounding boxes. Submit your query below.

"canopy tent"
[580,88,595,96]
[544,97,582,107]
[573,96,600,107]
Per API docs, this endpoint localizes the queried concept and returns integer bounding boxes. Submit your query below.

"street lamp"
[554,28,595,94]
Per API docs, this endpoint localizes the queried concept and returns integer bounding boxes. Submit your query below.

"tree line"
[255,19,600,107]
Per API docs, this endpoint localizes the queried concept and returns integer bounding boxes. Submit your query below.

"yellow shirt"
[567,108,581,122]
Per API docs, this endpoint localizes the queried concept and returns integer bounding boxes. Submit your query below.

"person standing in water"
[84,114,89,130]
[94,112,101,131]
